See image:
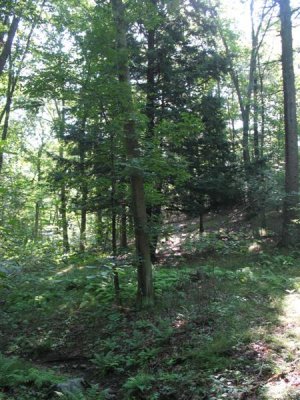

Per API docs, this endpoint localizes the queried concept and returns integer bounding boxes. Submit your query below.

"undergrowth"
[1,232,300,399]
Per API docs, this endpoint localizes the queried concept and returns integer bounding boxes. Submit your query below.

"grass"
[1,231,300,399]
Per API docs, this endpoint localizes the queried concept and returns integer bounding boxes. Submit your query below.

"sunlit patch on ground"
[250,341,270,360]
[263,291,300,399]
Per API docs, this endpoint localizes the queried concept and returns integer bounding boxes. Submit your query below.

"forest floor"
[1,210,300,399]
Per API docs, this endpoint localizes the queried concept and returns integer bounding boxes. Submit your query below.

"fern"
[0,353,62,388]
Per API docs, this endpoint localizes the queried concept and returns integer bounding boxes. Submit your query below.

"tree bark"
[253,75,259,160]
[279,0,299,245]
[258,58,265,157]
[217,0,273,172]
[59,146,70,253]
[34,144,44,241]
[79,137,87,252]
[96,210,103,247]
[110,130,120,302]
[120,202,127,248]
[145,3,163,263]
[0,61,13,173]
[111,0,154,305]
[55,100,70,253]
[199,213,204,235]
[146,7,156,141]
[0,16,9,45]
[0,2,45,171]
[0,15,19,76]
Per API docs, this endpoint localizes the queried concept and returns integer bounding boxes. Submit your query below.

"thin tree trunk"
[79,140,87,252]
[216,0,273,172]
[258,58,265,157]
[55,100,70,253]
[253,75,259,160]
[0,16,9,45]
[149,203,161,263]
[199,213,204,235]
[60,182,69,252]
[34,202,40,241]
[111,196,117,255]
[96,210,103,247]
[0,2,46,171]
[279,0,299,245]
[0,59,13,173]
[59,146,70,253]
[227,92,237,154]
[34,145,44,241]
[111,134,117,257]
[120,202,127,248]
[110,130,120,302]
[145,1,162,263]
[146,8,156,141]
[111,0,153,305]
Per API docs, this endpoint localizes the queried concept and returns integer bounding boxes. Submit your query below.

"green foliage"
[182,231,249,257]
[0,1,299,399]
[92,352,128,375]
[122,373,155,397]
[0,353,61,388]
[1,241,300,399]
[187,336,235,371]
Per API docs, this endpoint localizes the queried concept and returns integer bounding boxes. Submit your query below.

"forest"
[0,0,300,398]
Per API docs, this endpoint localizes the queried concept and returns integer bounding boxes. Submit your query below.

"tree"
[176,96,240,231]
[0,13,19,76]
[0,0,46,173]
[111,0,154,304]
[278,0,299,245]
[216,0,274,172]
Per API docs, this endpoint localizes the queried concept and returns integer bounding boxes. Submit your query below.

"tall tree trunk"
[111,0,154,305]
[217,0,273,174]
[258,58,265,157]
[120,202,127,248]
[199,213,204,235]
[146,5,156,141]
[0,59,13,173]
[110,132,117,257]
[79,140,87,252]
[145,0,162,263]
[279,0,299,245]
[96,210,103,247]
[0,15,19,76]
[253,75,259,160]
[149,203,162,262]
[56,101,70,253]
[0,2,45,171]
[110,130,120,301]
[111,189,117,256]
[34,202,40,241]
[60,181,69,252]
[34,144,44,241]
[59,146,70,253]
[145,3,165,263]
